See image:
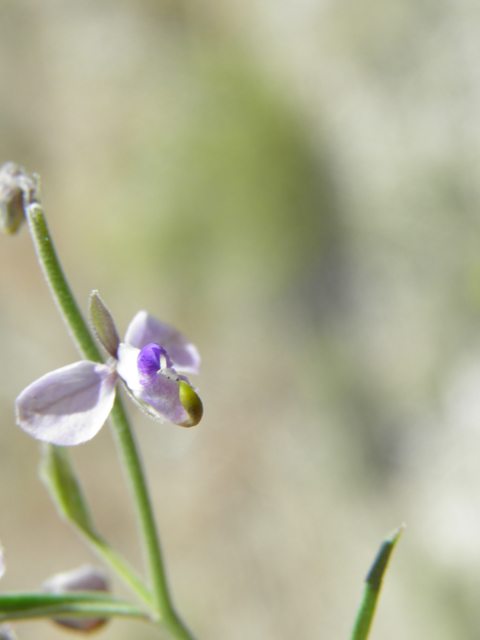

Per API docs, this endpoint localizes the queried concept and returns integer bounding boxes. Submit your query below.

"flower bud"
[178,380,203,427]
[0,162,39,234]
[41,565,109,632]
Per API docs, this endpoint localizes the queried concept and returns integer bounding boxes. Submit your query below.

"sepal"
[89,291,120,358]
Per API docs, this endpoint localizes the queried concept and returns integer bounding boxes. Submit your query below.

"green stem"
[26,204,102,363]
[39,443,152,606]
[25,203,196,640]
[0,592,149,624]
[85,532,153,606]
[349,525,404,640]
[109,398,195,638]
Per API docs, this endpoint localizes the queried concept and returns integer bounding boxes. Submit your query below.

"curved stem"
[26,204,103,363]
[25,203,196,640]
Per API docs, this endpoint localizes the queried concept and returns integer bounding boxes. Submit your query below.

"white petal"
[116,343,141,391]
[15,361,117,446]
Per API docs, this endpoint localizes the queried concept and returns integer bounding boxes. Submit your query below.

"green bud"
[0,162,39,234]
[178,380,203,427]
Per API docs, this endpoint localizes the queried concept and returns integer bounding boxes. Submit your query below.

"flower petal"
[136,369,199,427]
[15,361,117,445]
[137,343,174,384]
[116,343,141,391]
[117,343,202,426]
[42,565,109,632]
[124,311,200,375]
[42,564,109,593]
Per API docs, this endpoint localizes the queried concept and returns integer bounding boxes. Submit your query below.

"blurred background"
[2,0,480,638]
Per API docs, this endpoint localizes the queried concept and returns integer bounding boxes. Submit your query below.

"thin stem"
[349,526,404,640]
[25,203,196,640]
[80,530,153,606]
[26,204,102,363]
[39,443,152,606]
[109,399,195,638]
[0,592,149,624]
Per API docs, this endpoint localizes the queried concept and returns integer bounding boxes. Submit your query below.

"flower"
[0,161,39,234]
[41,565,110,632]
[15,293,202,446]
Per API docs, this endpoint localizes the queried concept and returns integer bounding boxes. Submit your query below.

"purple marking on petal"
[137,343,174,386]
[15,361,118,446]
[124,311,201,375]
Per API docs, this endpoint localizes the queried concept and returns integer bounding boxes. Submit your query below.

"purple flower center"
[137,343,175,387]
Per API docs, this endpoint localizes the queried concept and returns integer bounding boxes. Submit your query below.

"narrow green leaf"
[0,592,149,624]
[349,525,405,640]
[39,444,152,605]
[39,444,95,535]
